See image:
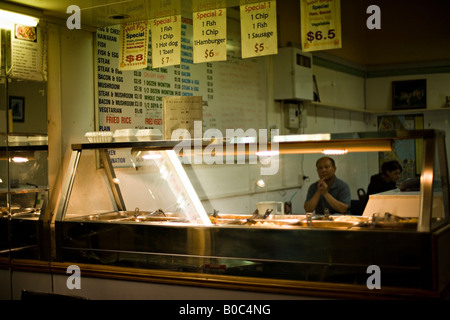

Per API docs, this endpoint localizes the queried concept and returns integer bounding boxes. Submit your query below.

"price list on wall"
[96,15,267,144]
[240,1,277,58]
[97,23,199,133]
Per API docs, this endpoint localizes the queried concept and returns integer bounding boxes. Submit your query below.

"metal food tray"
[66,211,188,223]
[211,214,364,229]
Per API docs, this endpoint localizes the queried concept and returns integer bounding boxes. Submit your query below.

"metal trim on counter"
[0,145,48,151]
[10,258,51,273]
[70,130,445,151]
[9,259,449,300]
[0,257,9,269]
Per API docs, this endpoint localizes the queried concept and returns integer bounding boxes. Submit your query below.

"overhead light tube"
[322,149,348,155]
[0,9,39,29]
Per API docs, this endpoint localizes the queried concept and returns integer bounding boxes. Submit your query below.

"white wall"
[366,73,450,112]
[189,64,373,215]
[312,65,366,110]
[366,72,450,172]
[192,66,450,216]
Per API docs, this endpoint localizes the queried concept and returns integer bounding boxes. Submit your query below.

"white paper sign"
[10,25,45,81]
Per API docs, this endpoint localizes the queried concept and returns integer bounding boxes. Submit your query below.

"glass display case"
[0,29,49,263]
[0,136,49,260]
[54,129,450,295]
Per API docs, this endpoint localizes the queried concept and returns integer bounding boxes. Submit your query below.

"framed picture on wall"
[9,96,25,122]
[392,79,426,110]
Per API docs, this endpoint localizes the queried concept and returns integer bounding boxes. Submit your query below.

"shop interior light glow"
[256,150,279,157]
[11,156,29,163]
[322,149,348,155]
[141,153,163,160]
[276,139,393,155]
[256,179,266,188]
[0,9,39,29]
[272,133,331,142]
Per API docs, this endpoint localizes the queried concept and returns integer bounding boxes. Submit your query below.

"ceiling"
[1,0,236,28]
[2,0,450,67]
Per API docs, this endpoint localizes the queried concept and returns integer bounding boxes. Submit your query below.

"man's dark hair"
[381,160,402,174]
[316,156,335,167]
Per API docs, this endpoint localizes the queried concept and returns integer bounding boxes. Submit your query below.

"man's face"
[386,169,402,183]
[316,158,336,181]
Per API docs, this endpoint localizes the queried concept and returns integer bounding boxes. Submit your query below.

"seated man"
[304,156,351,214]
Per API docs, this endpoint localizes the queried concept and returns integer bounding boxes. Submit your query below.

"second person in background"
[367,160,403,195]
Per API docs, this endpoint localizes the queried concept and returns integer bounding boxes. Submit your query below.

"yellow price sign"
[193,8,227,63]
[300,0,342,52]
[240,1,278,59]
[150,15,181,68]
[118,20,149,71]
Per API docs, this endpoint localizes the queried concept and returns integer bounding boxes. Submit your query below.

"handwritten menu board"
[163,96,203,139]
[96,15,267,138]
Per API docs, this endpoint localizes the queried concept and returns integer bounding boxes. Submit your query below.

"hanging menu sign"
[240,1,278,59]
[10,25,44,81]
[96,17,266,136]
[193,8,227,63]
[300,0,342,52]
[119,20,149,71]
[150,15,181,68]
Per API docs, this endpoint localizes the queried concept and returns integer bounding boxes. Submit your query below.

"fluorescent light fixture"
[272,133,331,142]
[322,149,348,155]
[277,139,393,154]
[256,150,279,157]
[231,136,257,144]
[11,156,29,163]
[0,9,39,29]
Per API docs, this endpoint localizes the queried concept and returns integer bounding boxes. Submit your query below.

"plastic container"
[85,131,113,143]
[113,129,138,142]
[135,129,163,141]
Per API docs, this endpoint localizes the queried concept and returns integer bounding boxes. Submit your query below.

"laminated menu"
[10,25,46,81]
[162,96,203,140]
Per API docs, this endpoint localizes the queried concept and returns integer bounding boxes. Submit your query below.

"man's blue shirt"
[305,176,351,214]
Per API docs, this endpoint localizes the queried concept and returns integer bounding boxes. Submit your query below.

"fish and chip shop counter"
[52,129,450,299]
